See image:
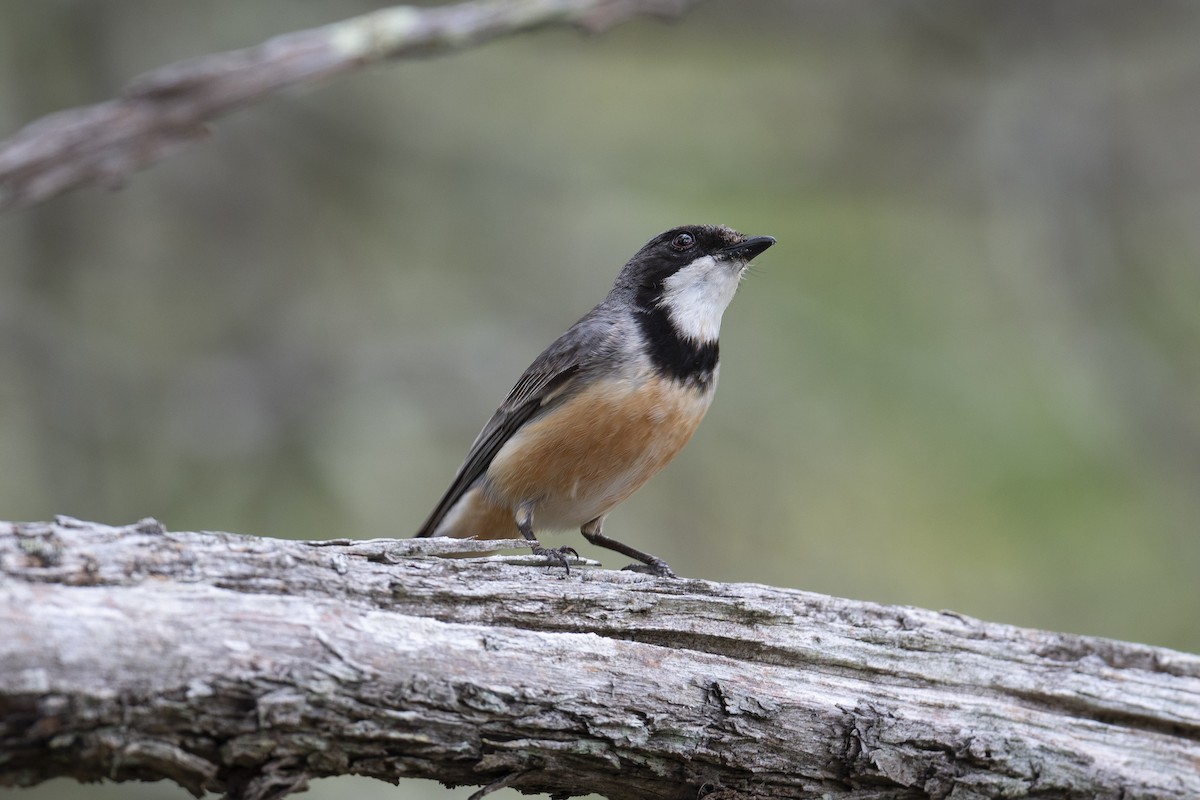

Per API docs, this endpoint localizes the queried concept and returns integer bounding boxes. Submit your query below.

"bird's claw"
[531,545,579,575]
[620,558,678,579]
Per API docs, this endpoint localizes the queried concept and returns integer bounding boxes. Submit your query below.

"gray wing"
[414,311,619,537]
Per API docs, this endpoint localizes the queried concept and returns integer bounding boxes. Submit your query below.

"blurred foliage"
[2,1,1200,797]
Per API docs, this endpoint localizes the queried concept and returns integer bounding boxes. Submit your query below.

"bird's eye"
[671,232,695,251]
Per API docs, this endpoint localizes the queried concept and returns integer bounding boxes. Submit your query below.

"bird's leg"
[516,503,577,574]
[580,516,677,578]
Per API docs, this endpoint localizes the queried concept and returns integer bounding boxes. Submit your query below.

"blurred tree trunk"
[0,0,696,212]
[2,518,1198,800]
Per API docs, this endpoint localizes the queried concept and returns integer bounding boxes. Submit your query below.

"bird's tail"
[415,489,517,540]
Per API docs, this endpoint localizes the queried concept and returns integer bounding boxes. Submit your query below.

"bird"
[415,224,775,577]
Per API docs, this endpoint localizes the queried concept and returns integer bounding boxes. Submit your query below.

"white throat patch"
[658,255,745,342]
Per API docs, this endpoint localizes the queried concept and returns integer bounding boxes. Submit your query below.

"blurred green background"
[3,1,1200,797]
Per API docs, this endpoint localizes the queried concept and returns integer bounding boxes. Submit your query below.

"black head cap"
[612,224,775,306]
[606,226,775,387]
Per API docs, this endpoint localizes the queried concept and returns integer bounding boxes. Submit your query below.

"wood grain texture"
[1,517,1198,800]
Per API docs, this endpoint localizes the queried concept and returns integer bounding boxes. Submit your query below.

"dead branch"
[0,0,696,213]
[1,517,1198,800]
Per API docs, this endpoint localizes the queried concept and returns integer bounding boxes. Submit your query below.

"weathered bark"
[0,0,696,212]
[1,517,1198,800]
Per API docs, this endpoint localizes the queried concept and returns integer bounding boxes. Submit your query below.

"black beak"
[721,235,776,260]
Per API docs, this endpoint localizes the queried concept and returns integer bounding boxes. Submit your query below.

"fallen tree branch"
[1,517,1198,799]
[0,0,696,213]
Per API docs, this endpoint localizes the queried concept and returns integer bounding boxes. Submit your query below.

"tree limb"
[0,0,696,213]
[2,518,1198,800]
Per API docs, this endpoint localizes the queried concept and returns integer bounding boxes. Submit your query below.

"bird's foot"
[620,557,678,579]
[530,544,579,575]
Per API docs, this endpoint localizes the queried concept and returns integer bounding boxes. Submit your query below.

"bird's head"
[617,224,775,343]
